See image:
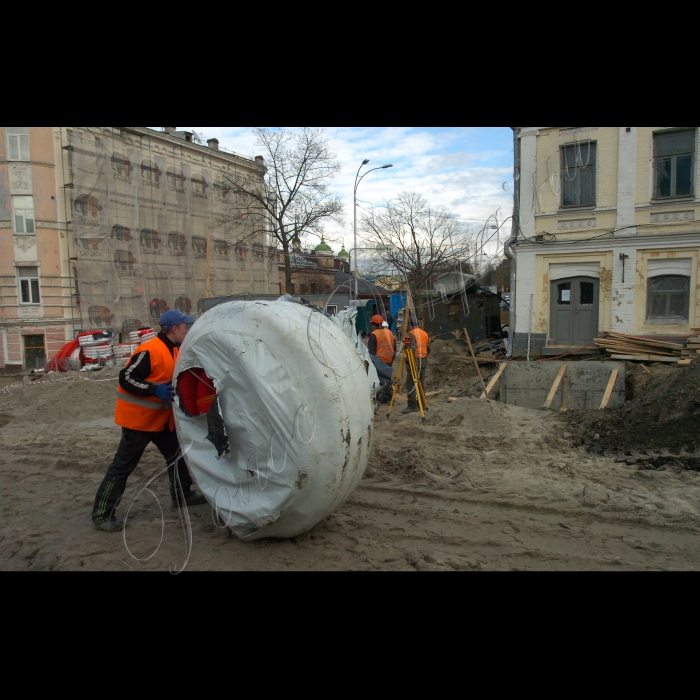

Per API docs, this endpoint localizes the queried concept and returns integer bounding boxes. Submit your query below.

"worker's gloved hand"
[155,383,175,405]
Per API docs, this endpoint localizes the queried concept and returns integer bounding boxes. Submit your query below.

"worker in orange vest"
[403,316,430,414]
[91,310,207,533]
[368,315,396,403]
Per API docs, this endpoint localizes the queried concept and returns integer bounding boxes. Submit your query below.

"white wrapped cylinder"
[174,300,374,541]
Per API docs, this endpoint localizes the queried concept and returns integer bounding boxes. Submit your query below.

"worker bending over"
[92,310,207,533]
[404,317,430,414]
[368,315,396,404]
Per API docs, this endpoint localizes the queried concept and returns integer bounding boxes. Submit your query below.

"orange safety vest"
[115,337,178,432]
[371,328,396,365]
[410,328,429,359]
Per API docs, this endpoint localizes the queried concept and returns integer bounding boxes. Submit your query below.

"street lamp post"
[354,160,393,301]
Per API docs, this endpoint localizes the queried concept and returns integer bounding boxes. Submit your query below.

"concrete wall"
[500,361,626,411]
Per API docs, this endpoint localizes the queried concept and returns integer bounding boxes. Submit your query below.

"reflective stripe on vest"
[116,392,170,410]
[410,328,429,359]
[372,329,395,365]
[115,337,178,432]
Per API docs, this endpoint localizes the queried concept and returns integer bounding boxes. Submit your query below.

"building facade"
[510,126,700,356]
[0,126,278,373]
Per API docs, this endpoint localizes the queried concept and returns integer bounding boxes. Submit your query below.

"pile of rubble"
[572,358,700,462]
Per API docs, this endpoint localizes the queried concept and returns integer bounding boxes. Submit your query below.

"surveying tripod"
[387,333,428,421]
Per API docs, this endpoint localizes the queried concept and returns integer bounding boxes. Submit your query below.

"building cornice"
[515,230,700,253]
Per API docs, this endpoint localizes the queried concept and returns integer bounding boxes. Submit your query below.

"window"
[167,169,186,188]
[175,297,192,313]
[191,173,207,194]
[23,335,46,370]
[18,267,40,305]
[168,232,186,250]
[140,229,161,249]
[141,160,161,182]
[113,250,135,271]
[111,152,133,178]
[13,196,35,234]
[7,127,30,161]
[561,141,597,208]
[646,275,690,323]
[654,130,695,199]
[111,225,132,241]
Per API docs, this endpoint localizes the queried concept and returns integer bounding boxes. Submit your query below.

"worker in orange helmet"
[368,314,396,403]
[403,316,430,414]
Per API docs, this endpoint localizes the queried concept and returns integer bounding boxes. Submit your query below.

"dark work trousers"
[408,357,428,409]
[92,426,193,524]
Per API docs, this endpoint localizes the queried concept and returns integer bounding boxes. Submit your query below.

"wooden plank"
[609,354,680,363]
[543,364,567,410]
[679,359,692,366]
[480,363,507,399]
[599,369,619,410]
[464,328,487,397]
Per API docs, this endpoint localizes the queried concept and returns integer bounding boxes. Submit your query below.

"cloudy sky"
[151,126,515,260]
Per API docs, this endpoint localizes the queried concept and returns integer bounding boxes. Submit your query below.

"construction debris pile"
[594,331,700,364]
[573,358,700,459]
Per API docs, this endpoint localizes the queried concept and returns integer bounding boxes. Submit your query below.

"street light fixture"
[354,160,393,301]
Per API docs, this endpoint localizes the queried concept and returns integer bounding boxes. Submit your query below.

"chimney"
[255,156,265,165]
[208,138,220,151]
[164,127,176,134]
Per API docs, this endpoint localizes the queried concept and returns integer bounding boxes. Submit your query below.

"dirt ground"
[1,344,700,572]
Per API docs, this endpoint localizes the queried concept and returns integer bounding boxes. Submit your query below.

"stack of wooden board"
[681,331,700,359]
[594,332,685,362]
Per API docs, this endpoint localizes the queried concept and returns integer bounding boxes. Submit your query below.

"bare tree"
[361,191,470,298]
[220,127,344,292]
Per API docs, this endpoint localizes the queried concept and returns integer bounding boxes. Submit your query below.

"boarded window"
[561,141,597,207]
[654,130,695,199]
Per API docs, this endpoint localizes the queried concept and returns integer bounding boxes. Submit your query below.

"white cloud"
[154,126,514,250]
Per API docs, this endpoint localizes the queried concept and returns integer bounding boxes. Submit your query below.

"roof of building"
[337,247,349,258]
[334,271,391,296]
[314,238,334,254]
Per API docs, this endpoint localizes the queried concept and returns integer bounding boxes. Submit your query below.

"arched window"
[150,299,169,320]
[192,236,208,254]
[111,152,133,177]
[74,195,102,218]
[252,243,264,258]
[140,229,161,249]
[214,239,231,255]
[191,173,208,194]
[113,250,135,271]
[89,306,114,327]
[111,225,132,242]
[235,241,248,258]
[141,159,161,182]
[646,275,690,323]
[175,297,192,313]
[168,232,187,250]
[167,168,186,188]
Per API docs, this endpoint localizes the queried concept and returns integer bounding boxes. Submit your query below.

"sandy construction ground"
[1,351,700,572]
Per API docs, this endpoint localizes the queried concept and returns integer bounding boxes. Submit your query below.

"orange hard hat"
[371,315,384,325]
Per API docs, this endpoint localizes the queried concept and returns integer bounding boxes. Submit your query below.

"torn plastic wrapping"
[174,300,374,541]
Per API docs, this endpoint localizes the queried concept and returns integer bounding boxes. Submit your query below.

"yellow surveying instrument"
[387,329,428,421]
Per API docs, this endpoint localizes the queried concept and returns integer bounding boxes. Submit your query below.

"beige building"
[0,126,278,373]
[509,127,700,357]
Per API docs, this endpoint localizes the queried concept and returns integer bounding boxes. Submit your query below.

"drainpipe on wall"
[504,127,520,357]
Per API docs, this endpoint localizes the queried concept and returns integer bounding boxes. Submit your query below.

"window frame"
[653,128,696,200]
[6,127,30,161]
[17,266,41,305]
[645,274,690,324]
[12,195,36,234]
[560,140,598,209]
